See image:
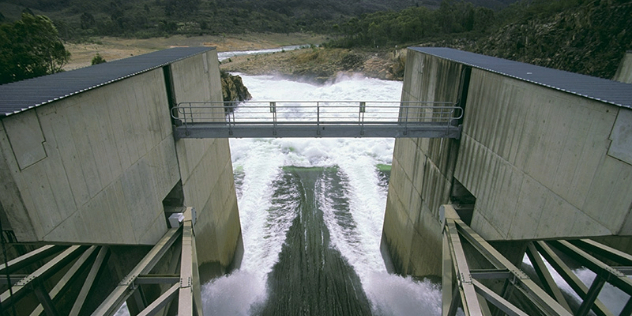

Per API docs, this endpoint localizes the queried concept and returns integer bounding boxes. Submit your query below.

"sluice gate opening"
[171,101,463,139]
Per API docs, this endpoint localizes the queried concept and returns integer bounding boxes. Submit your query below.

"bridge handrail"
[171,101,463,128]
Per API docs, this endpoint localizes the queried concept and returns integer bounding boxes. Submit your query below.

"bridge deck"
[172,101,463,139]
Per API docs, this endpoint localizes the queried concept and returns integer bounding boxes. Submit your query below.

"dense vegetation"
[325,0,632,79]
[0,0,517,39]
[1,0,629,80]
[0,12,70,84]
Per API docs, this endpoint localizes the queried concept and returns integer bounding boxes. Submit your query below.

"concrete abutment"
[382,47,632,280]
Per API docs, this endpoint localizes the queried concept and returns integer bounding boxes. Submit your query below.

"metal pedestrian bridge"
[171,101,463,139]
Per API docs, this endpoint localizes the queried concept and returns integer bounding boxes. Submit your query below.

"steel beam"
[135,275,180,285]
[472,279,528,316]
[443,231,455,316]
[576,275,606,316]
[470,269,513,280]
[33,283,58,316]
[92,228,181,316]
[454,221,572,316]
[619,298,632,316]
[138,283,179,316]
[572,239,632,266]
[445,219,484,315]
[525,243,571,312]
[174,123,462,139]
[30,245,100,316]
[0,274,28,285]
[0,245,61,275]
[0,245,84,309]
[178,207,203,316]
[549,240,632,294]
[534,241,614,316]
[70,246,108,316]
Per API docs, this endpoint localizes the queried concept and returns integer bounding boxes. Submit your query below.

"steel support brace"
[572,239,632,266]
[441,205,484,316]
[576,275,607,316]
[178,207,203,316]
[454,221,572,316]
[443,231,455,316]
[70,246,108,316]
[30,245,100,316]
[92,227,182,316]
[0,245,61,275]
[533,241,614,316]
[550,241,632,295]
[472,279,528,316]
[525,243,571,312]
[0,245,84,308]
[138,283,179,316]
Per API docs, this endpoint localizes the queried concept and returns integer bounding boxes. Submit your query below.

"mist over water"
[202,75,442,316]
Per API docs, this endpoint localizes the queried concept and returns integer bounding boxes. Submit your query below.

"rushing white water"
[202,74,442,316]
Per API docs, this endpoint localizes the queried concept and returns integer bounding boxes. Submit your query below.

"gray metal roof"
[0,47,215,117]
[411,47,632,110]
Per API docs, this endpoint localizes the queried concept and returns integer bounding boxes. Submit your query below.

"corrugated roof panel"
[411,47,632,110]
[0,47,214,117]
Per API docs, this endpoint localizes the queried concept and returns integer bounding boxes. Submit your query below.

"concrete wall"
[456,70,632,241]
[382,50,464,277]
[0,68,175,245]
[0,49,242,273]
[383,48,632,277]
[170,50,242,272]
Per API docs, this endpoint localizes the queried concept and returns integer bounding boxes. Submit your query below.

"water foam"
[200,74,444,316]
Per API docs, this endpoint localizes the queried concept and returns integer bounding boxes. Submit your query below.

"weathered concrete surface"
[614,51,632,83]
[0,48,242,276]
[382,50,463,277]
[170,50,242,273]
[459,71,631,241]
[0,69,175,245]
[383,48,632,278]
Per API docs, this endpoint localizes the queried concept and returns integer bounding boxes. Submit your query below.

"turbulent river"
[202,74,442,316]
[112,56,629,316]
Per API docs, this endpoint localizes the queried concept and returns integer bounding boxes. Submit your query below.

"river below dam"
[112,50,628,316]
[202,74,442,316]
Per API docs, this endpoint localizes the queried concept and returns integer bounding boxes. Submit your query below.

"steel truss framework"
[0,207,202,316]
[441,204,632,316]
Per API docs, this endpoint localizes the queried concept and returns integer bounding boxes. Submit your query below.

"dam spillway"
[0,46,631,315]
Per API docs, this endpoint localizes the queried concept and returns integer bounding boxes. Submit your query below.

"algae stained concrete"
[382,50,463,277]
[170,50,242,276]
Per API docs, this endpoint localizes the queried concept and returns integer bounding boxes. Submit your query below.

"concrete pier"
[382,47,632,277]
[0,47,242,278]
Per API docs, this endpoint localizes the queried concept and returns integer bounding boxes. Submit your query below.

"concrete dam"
[0,46,630,315]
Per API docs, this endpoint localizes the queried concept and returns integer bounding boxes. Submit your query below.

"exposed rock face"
[220,48,405,84]
[220,70,252,104]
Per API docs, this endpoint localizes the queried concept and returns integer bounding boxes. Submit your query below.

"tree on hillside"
[0,13,71,85]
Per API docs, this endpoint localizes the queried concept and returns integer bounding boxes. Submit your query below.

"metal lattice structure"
[441,204,632,316]
[171,101,463,138]
[0,207,202,316]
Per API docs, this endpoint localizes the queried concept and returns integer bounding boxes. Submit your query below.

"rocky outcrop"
[220,48,405,84]
[220,70,252,105]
